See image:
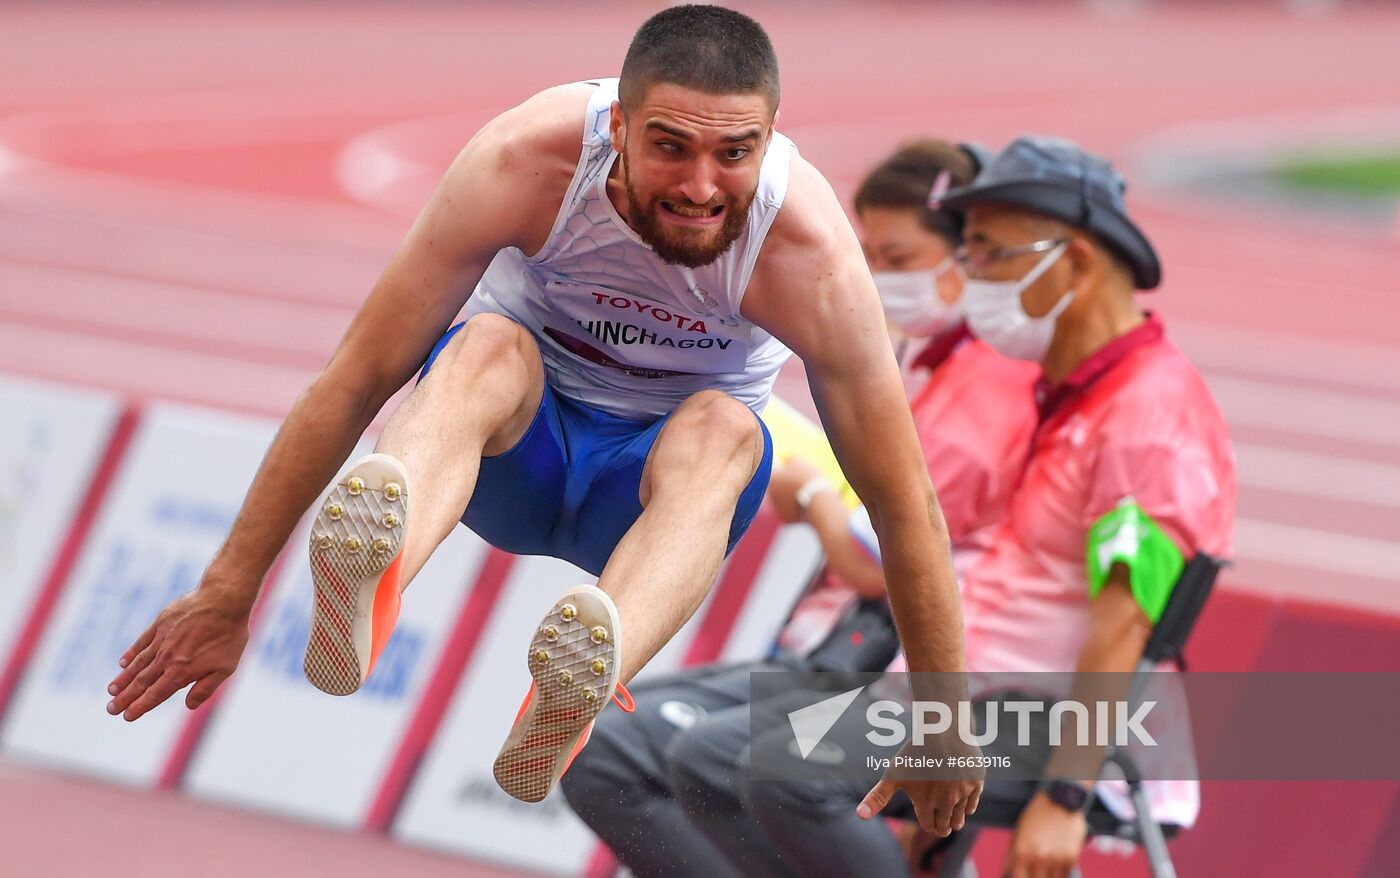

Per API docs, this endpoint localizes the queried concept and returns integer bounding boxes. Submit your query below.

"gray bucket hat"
[937,135,1161,290]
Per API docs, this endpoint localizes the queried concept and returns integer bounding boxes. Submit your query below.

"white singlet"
[464,78,795,420]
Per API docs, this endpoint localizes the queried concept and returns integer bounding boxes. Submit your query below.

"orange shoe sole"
[304,453,410,696]
[493,584,628,803]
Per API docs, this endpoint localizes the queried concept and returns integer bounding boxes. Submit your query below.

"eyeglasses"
[954,238,1066,274]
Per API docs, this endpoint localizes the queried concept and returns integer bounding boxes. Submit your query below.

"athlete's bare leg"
[376,312,545,586]
[491,389,763,801]
[302,314,543,696]
[600,390,766,683]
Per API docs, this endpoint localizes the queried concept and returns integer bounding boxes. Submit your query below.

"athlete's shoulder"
[742,150,877,352]
[764,152,845,255]
[426,83,596,252]
[750,152,857,293]
[465,82,596,177]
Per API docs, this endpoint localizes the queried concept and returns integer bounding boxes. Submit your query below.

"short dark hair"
[619,5,780,114]
[854,139,977,245]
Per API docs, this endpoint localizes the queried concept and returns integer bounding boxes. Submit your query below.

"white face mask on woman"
[962,242,1072,362]
[871,256,961,338]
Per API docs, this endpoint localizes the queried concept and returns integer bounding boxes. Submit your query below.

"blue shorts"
[420,322,774,577]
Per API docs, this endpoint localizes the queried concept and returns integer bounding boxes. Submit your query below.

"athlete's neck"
[605,153,636,229]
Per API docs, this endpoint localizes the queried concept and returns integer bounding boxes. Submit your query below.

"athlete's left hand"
[858,738,984,837]
[1004,791,1087,878]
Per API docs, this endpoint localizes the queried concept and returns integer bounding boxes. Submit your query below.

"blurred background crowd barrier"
[2,1,1399,876]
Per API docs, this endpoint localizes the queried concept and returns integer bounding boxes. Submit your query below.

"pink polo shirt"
[908,327,1042,562]
[777,326,1039,656]
[959,314,1236,828]
[960,315,1235,673]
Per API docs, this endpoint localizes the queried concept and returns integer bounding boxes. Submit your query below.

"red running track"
[0,760,534,878]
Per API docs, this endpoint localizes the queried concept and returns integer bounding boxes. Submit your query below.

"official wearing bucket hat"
[938,135,1161,290]
[923,135,1163,369]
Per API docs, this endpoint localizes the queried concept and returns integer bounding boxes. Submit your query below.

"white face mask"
[963,242,1073,362]
[871,256,961,338]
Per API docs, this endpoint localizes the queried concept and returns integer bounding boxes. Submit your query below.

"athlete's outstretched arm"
[747,155,967,678]
[106,86,587,722]
[744,154,981,835]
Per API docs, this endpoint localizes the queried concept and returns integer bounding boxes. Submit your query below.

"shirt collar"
[911,322,973,373]
[1034,312,1164,420]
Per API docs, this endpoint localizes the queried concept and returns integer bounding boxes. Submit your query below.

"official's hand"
[106,580,251,721]
[892,820,946,877]
[1004,791,1088,878]
[766,458,823,524]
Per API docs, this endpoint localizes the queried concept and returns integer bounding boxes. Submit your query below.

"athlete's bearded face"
[610,84,773,269]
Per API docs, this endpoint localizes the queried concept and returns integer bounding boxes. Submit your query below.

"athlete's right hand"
[105,582,251,721]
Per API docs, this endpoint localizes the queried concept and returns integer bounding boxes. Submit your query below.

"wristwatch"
[794,476,835,513]
[1038,777,1091,813]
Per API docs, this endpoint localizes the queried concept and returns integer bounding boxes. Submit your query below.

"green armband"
[1085,499,1185,624]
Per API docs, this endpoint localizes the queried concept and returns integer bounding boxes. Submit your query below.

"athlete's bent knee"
[666,391,761,460]
[643,392,762,506]
[447,313,536,372]
[427,314,540,413]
